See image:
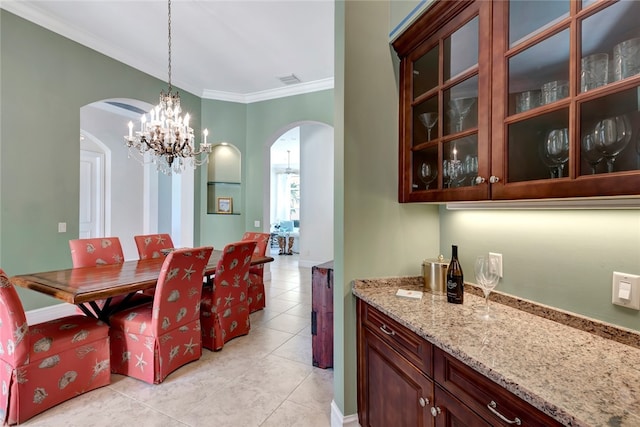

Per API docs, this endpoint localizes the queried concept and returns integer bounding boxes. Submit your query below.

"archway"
[263,121,334,268]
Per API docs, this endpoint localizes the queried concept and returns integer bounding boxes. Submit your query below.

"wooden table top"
[10,250,274,305]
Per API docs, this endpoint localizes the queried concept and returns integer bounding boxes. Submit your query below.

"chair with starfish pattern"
[108,246,212,384]
[0,269,111,425]
[200,240,256,351]
[134,233,175,260]
[241,232,271,313]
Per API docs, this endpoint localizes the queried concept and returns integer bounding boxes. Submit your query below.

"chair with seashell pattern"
[108,246,213,384]
[201,240,256,351]
[69,237,151,317]
[134,233,175,260]
[241,232,271,313]
[0,268,111,425]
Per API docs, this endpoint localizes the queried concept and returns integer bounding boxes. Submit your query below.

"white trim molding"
[26,303,78,325]
[331,400,361,427]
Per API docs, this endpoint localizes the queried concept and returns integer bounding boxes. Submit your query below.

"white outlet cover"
[489,252,503,278]
[612,271,640,310]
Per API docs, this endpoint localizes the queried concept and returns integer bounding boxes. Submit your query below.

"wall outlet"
[57,222,67,233]
[489,252,503,278]
[612,271,640,310]
[254,220,260,228]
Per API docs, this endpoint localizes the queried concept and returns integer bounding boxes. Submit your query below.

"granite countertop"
[352,277,640,427]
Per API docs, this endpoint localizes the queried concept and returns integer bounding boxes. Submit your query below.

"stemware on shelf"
[474,255,500,320]
[581,131,604,174]
[418,112,438,141]
[449,97,476,133]
[540,128,569,178]
[418,162,437,189]
[593,115,632,173]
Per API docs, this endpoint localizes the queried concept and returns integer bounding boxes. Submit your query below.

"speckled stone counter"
[352,277,640,427]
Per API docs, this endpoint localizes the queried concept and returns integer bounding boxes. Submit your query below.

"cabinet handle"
[489,175,500,184]
[430,406,441,417]
[419,397,429,407]
[474,176,486,184]
[487,401,522,425]
[379,324,395,336]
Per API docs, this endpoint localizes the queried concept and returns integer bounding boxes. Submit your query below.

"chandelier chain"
[167,0,172,92]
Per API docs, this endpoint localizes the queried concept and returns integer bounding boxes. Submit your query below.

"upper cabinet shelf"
[394,0,640,203]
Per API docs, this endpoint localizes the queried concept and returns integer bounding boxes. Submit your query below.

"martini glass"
[449,97,476,133]
[419,112,438,141]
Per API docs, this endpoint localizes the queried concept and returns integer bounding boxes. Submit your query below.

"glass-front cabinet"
[395,0,640,202]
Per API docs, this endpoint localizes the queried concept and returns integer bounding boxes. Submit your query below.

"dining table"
[10,249,274,322]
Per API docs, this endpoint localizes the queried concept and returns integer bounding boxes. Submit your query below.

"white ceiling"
[1,0,335,103]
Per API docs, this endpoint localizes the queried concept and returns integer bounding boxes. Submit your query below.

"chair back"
[151,246,213,332]
[134,234,175,260]
[241,232,270,257]
[0,269,29,367]
[213,240,256,294]
[69,237,124,267]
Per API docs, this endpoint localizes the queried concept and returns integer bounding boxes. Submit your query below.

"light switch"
[618,281,631,300]
[58,222,67,233]
[612,272,640,310]
[254,220,261,228]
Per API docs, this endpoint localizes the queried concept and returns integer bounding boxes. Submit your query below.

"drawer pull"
[430,406,441,417]
[379,324,396,336]
[419,397,429,407]
[487,401,522,425]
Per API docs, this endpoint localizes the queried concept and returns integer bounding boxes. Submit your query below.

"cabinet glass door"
[578,1,640,177]
[410,12,483,195]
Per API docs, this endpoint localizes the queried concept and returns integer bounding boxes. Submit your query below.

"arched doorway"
[265,122,334,268]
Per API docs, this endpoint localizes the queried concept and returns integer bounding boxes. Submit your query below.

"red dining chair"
[201,240,256,351]
[134,233,175,260]
[69,237,150,317]
[109,246,213,384]
[241,232,271,313]
[0,269,110,425]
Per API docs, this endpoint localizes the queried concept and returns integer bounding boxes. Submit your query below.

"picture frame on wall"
[217,197,233,214]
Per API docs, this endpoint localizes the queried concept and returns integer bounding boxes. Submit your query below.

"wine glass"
[474,255,500,320]
[449,97,476,133]
[419,112,438,141]
[593,115,632,173]
[418,162,437,189]
[540,128,569,178]
[581,130,603,174]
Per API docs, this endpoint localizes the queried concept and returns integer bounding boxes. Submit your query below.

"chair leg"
[278,236,285,255]
[287,237,294,255]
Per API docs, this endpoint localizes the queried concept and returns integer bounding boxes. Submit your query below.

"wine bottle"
[446,245,464,304]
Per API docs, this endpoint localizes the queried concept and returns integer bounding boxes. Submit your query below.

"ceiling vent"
[278,74,301,85]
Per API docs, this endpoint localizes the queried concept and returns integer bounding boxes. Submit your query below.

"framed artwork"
[217,197,233,214]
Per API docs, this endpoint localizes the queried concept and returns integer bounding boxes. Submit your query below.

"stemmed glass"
[419,112,438,141]
[593,115,632,173]
[581,131,603,174]
[449,97,476,133]
[474,255,500,320]
[418,162,437,189]
[540,128,569,178]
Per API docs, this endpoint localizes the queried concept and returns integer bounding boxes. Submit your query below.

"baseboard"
[26,303,78,325]
[299,259,330,268]
[331,400,360,427]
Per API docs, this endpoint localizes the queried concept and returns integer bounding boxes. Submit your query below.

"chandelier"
[124,0,211,175]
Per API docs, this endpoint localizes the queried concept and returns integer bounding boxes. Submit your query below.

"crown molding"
[202,77,334,104]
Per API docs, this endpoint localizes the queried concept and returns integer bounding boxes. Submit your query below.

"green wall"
[0,10,201,309]
[440,207,640,330]
[199,91,333,249]
[335,0,441,417]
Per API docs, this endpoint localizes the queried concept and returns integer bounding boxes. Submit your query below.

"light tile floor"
[22,251,334,427]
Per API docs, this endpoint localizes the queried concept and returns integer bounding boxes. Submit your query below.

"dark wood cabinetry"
[394,0,640,202]
[356,299,562,426]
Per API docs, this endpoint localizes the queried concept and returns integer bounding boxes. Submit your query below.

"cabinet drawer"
[362,303,432,376]
[434,349,563,426]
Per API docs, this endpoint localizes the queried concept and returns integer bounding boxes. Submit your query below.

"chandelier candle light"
[125,0,211,174]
